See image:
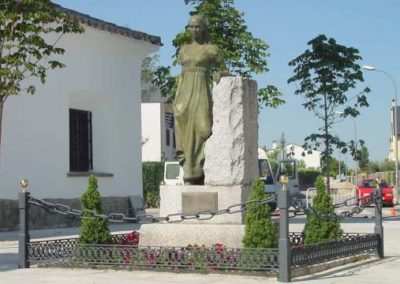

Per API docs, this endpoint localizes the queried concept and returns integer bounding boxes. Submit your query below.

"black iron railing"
[26,232,378,273]
[28,240,279,273]
[291,234,379,267]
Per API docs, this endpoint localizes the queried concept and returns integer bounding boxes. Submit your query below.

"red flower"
[125,231,140,246]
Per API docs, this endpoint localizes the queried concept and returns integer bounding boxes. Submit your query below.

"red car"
[357,178,394,207]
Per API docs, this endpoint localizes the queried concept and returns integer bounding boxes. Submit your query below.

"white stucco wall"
[285,144,321,169]
[141,102,176,162]
[0,25,159,199]
[141,103,162,161]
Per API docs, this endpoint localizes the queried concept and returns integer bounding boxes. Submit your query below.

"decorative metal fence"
[291,234,379,267]
[28,238,279,273]
[26,231,378,274]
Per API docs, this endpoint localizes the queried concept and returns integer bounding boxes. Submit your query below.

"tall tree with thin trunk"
[0,0,82,166]
[288,34,370,191]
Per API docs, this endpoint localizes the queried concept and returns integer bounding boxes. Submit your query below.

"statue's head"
[187,14,209,43]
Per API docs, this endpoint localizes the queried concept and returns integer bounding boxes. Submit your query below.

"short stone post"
[374,183,384,258]
[278,175,291,282]
[18,179,30,269]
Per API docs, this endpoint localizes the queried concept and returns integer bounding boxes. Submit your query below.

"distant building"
[388,105,400,162]
[267,143,321,169]
[141,71,176,162]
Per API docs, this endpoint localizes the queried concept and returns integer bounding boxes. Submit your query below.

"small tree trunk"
[323,92,330,192]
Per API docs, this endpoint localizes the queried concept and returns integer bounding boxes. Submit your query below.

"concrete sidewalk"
[0,256,399,284]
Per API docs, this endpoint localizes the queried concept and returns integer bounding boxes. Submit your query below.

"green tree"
[288,34,370,190]
[0,0,83,163]
[321,156,347,178]
[303,176,342,244]
[298,169,321,190]
[242,178,277,248]
[151,0,284,108]
[79,175,112,244]
[358,145,370,170]
[365,159,394,173]
[266,148,279,176]
[278,132,287,160]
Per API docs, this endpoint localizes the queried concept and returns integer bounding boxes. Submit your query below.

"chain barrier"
[28,195,277,224]
[287,192,379,221]
[28,191,398,223]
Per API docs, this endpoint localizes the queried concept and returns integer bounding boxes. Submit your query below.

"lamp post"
[362,65,398,203]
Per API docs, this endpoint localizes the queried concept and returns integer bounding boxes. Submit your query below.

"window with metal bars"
[69,109,93,172]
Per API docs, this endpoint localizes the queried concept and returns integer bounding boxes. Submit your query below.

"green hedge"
[298,169,322,190]
[142,162,164,208]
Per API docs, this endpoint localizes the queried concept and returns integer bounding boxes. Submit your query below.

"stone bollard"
[18,179,30,269]
[278,175,291,282]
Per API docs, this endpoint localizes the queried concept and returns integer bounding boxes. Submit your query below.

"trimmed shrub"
[303,176,343,244]
[298,169,321,190]
[78,175,112,244]
[142,162,164,208]
[242,178,277,248]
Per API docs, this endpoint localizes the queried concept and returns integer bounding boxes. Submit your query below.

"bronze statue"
[173,14,229,185]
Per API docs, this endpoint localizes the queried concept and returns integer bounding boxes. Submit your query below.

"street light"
[362,65,399,203]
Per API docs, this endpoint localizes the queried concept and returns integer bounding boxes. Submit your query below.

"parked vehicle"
[357,178,394,207]
[258,148,299,211]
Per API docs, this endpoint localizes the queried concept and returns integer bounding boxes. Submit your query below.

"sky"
[53,0,400,167]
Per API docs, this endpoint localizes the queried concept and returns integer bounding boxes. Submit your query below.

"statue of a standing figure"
[174,14,229,185]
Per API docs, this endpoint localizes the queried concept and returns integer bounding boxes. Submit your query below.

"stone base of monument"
[139,223,245,248]
[138,185,250,247]
[158,185,251,224]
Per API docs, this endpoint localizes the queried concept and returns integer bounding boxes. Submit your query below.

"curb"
[292,253,371,278]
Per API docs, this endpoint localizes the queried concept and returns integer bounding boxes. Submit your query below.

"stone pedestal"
[204,77,259,186]
[139,223,245,248]
[159,184,251,224]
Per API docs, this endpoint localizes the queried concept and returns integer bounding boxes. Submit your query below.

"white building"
[141,73,176,162]
[388,105,400,162]
[268,143,321,169]
[0,6,161,199]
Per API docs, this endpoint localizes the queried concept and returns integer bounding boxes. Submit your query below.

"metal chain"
[29,191,392,223]
[28,195,277,224]
[288,192,378,220]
